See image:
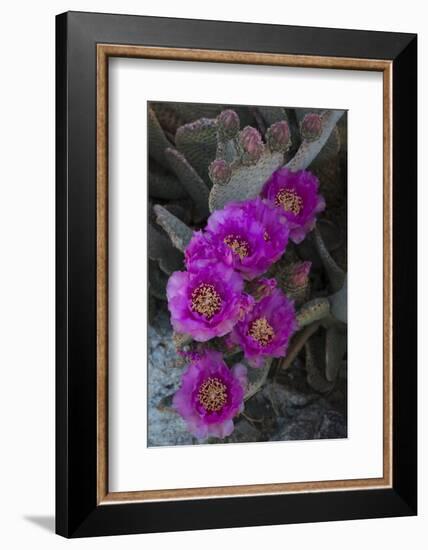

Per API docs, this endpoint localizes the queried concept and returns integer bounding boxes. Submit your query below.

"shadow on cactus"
[147,101,348,447]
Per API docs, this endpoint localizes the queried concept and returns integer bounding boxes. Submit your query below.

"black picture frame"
[56,11,417,538]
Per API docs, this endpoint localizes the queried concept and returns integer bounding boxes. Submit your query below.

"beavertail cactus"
[147,101,348,442]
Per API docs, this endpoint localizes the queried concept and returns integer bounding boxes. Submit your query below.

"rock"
[147,308,194,447]
[272,404,347,441]
[273,359,320,406]
[317,410,347,439]
[250,367,347,441]
[226,418,261,443]
[148,309,347,445]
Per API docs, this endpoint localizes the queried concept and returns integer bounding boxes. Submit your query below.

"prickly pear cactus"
[148,101,348,445]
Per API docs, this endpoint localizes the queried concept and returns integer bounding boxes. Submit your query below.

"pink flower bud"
[278,261,312,306]
[289,261,312,288]
[301,113,322,141]
[267,120,291,152]
[251,277,277,301]
[217,109,240,139]
[208,159,232,185]
[239,126,264,164]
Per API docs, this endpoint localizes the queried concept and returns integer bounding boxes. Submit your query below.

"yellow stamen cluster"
[191,283,222,319]
[198,377,228,412]
[248,317,275,347]
[275,188,303,215]
[224,234,250,259]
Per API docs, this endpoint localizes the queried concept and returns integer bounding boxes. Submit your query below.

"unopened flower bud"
[239,126,264,164]
[281,261,312,305]
[266,120,291,152]
[300,113,322,141]
[289,261,312,288]
[217,109,240,139]
[208,159,232,185]
[251,277,277,301]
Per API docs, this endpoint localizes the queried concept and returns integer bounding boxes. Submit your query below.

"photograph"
[147,101,348,446]
[0,2,419,545]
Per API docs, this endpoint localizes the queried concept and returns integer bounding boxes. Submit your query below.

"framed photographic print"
[56,11,417,537]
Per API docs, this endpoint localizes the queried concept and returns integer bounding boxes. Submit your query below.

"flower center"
[248,317,275,346]
[190,283,222,319]
[224,234,250,259]
[275,188,303,215]
[263,230,270,242]
[198,377,228,412]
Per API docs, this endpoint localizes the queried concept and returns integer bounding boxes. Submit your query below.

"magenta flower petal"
[204,197,290,280]
[185,230,233,271]
[262,168,325,243]
[167,262,251,342]
[231,363,248,402]
[230,287,297,367]
[173,350,247,440]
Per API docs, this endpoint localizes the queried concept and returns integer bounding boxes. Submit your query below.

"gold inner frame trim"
[96,44,393,505]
